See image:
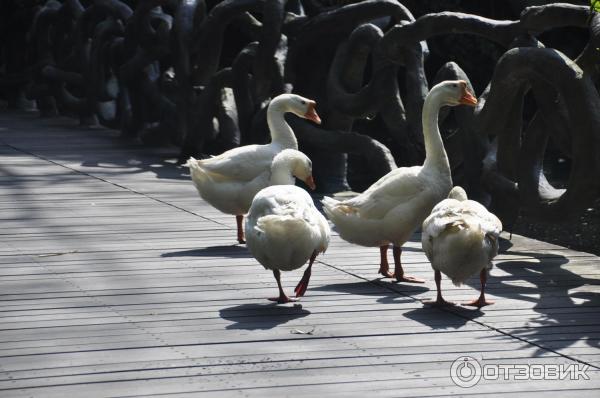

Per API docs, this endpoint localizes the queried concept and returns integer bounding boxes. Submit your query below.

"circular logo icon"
[450,356,482,388]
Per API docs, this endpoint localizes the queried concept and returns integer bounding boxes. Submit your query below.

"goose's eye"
[301,100,306,105]
[452,84,457,88]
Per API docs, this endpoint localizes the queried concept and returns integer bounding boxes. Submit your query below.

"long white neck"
[269,162,295,186]
[267,100,298,150]
[422,90,450,174]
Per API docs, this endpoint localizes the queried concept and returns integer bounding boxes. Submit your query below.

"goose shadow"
[219,303,311,330]
[162,244,252,258]
[311,280,428,303]
[374,278,430,296]
[402,306,472,329]
[313,281,471,329]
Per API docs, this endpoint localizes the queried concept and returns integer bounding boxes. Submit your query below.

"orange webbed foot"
[463,296,494,308]
[423,297,455,307]
[396,275,426,284]
[268,295,298,304]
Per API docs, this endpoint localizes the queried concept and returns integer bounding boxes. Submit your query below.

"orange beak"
[305,175,316,190]
[459,86,478,106]
[304,101,322,125]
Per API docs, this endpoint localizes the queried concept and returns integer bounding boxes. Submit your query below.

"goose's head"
[432,80,478,107]
[448,186,468,201]
[271,149,316,190]
[270,94,322,125]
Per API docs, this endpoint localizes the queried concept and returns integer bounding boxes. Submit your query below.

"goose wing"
[462,200,503,235]
[341,167,426,219]
[196,144,275,182]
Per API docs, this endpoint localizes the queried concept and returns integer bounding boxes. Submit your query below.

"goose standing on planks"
[321,80,477,283]
[422,186,502,308]
[245,149,330,303]
[185,94,321,243]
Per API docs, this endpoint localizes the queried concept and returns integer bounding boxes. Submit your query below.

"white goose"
[422,186,502,308]
[321,80,477,282]
[185,94,321,243]
[245,150,330,303]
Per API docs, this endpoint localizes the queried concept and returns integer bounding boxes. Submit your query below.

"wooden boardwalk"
[0,111,598,397]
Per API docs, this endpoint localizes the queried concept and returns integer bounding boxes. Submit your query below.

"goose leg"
[268,270,296,303]
[393,246,425,283]
[423,270,454,306]
[236,215,245,244]
[464,269,495,308]
[295,251,317,297]
[378,245,394,278]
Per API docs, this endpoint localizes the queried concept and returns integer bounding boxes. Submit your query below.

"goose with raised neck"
[185,94,321,244]
[321,80,477,284]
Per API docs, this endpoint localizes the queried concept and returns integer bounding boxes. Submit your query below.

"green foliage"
[592,0,600,13]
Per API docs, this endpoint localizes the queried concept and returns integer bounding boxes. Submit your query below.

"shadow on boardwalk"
[220,303,311,330]
[490,250,600,354]
[162,245,252,258]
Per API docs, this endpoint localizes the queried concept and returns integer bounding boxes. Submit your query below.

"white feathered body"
[422,197,502,286]
[246,185,330,272]
[186,143,287,215]
[322,166,452,247]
